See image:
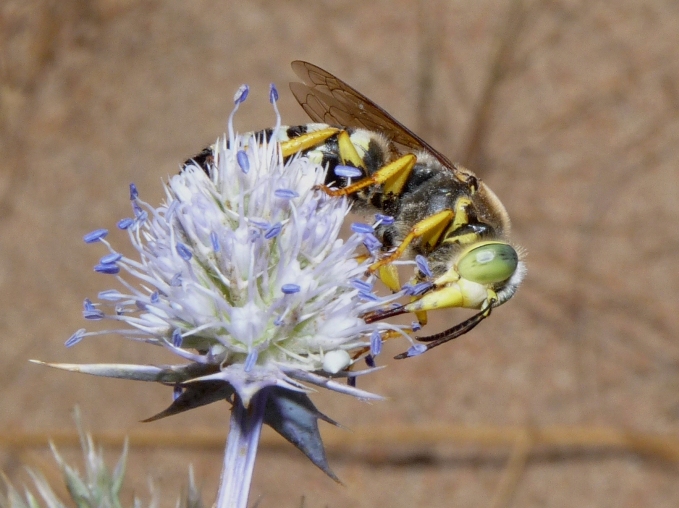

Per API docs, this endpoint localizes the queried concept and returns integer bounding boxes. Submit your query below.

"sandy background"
[2,0,679,506]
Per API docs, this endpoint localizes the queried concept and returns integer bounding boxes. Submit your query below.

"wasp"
[185,61,526,359]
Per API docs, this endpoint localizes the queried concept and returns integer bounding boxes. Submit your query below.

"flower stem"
[216,390,268,508]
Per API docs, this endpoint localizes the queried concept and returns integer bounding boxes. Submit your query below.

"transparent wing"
[290,60,455,168]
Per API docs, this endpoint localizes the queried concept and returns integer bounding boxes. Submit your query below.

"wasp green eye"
[457,242,518,284]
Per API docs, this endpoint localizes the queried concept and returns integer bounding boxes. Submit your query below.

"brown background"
[2,0,679,506]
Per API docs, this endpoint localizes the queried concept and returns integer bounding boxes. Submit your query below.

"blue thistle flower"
[34,87,412,507]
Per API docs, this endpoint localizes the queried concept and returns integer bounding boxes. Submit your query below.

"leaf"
[142,381,234,422]
[30,361,219,384]
[263,388,342,483]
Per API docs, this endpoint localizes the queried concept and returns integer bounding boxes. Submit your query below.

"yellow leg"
[350,346,369,361]
[280,128,339,158]
[380,329,404,343]
[337,130,366,169]
[441,197,486,247]
[451,198,472,230]
[349,329,403,361]
[368,209,454,273]
[377,264,401,292]
[405,284,497,313]
[382,155,416,196]
[317,154,416,197]
[355,253,371,264]
[414,309,428,326]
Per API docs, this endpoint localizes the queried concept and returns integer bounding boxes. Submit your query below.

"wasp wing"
[290,60,455,168]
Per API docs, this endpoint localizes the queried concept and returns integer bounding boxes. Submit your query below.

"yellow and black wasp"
[186,61,526,359]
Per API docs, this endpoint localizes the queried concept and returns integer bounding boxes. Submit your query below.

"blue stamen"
[375,213,395,225]
[274,316,284,326]
[176,243,193,261]
[100,252,122,264]
[249,219,269,229]
[363,233,382,252]
[350,278,373,292]
[234,84,249,105]
[269,83,279,103]
[94,263,120,275]
[132,201,143,217]
[210,231,220,252]
[351,222,374,234]
[170,273,182,286]
[365,354,376,368]
[412,282,433,296]
[173,385,183,401]
[166,200,179,218]
[172,329,183,347]
[264,222,282,239]
[150,291,160,303]
[370,330,382,356]
[98,289,122,301]
[411,321,422,332]
[416,255,433,278]
[281,284,301,294]
[83,298,95,311]
[83,229,108,243]
[244,350,258,372]
[335,165,363,178]
[402,282,432,296]
[274,188,299,199]
[65,329,86,348]
[405,344,427,358]
[270,84,282,131]
[135,210,148,223]
[129,183,139,200]
[237,150,250,173]
[228,85,248,139]
[117,218,134,230]
[83,309,105,320]
[358,290,379,302]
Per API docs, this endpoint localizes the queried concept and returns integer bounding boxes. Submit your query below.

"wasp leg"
[367,209,454,273]
[317,153,417,197]
[440,196,485,246]
[337,130,366,169]
[350,346,370,361]
[279,127,339,158]
[355,251,401,294]
[377,264,401,292]
[404,280,497,314]
[352,251,401,293]
[394,299,495,359]
[414,308,428,326]
[450,197,472,230]
[368,194,477,275]
[399,282,497,354]
[349,330,403,363]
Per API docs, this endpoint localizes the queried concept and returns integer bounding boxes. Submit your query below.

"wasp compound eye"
[457,242,518,285]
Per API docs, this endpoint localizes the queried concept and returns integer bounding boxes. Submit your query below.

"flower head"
[75,123,404,392]
[35,85,411,482]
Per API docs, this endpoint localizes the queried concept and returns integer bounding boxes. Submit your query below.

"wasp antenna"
[394,300,495,360]
[362,305,408,324]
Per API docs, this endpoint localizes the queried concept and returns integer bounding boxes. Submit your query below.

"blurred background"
[1,0,679,506]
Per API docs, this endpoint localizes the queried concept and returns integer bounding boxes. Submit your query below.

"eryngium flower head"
[35,86,408,475]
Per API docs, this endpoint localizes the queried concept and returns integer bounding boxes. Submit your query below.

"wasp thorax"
[457,242,518,285]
